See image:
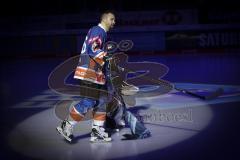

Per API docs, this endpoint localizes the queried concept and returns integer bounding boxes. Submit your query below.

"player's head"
[100,10,115,31]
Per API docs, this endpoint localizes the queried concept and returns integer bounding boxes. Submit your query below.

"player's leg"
[107,93,126,130]
[56,98,96,142]
[123,111,151,140]
[90,89,112,142]
[56,80,100,142]
[91,111,111,142]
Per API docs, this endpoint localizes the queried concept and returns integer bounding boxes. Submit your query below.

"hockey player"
[56,11,116,142]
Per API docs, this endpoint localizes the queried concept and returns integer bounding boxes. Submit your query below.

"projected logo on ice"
[48,40,173,121]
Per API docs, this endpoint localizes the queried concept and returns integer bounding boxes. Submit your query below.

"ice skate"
[90,125,112,142]
[56,120,74,142]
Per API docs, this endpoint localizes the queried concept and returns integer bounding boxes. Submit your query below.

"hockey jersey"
[74,24,107,85]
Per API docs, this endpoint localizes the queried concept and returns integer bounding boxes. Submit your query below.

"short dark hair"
[100,10,115,22]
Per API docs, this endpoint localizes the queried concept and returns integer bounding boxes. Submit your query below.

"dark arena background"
[0,0,240,160]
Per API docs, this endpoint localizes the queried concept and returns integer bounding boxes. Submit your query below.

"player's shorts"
[73,80,109,114]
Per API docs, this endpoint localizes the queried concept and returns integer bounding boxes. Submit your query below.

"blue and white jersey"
[74,24,108,85]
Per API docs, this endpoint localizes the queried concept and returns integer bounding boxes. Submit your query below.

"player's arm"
[88,32,107,66]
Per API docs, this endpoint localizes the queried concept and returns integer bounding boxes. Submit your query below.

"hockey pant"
[69,81,110,126]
